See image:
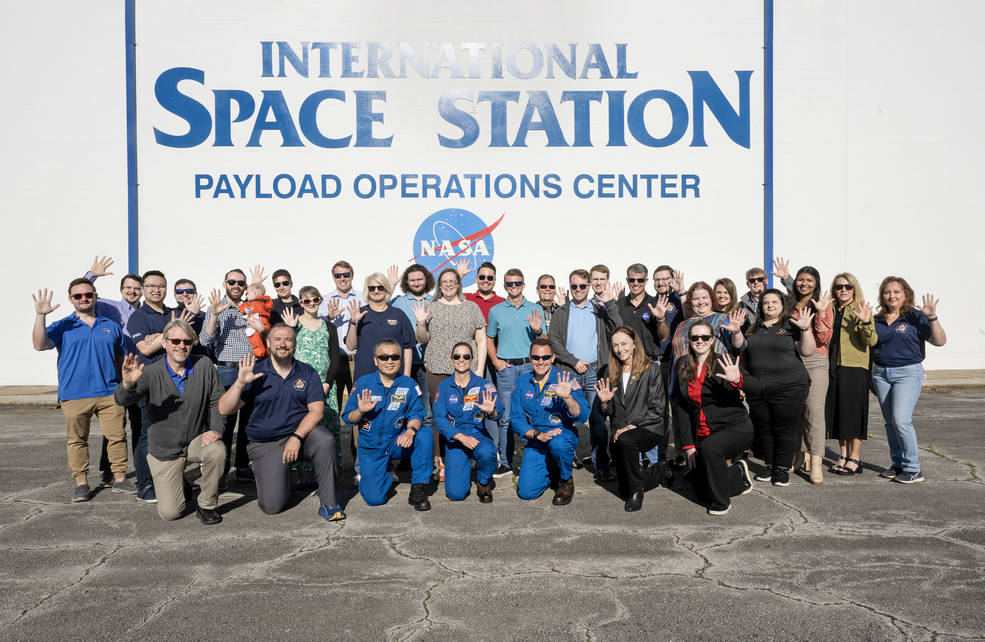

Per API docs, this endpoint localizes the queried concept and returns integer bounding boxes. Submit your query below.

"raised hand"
[476,389,497,414]
[348,300,366,324]
[33,289,60,316]
[921,294,939,318]
[187,294,204,316]
[120,353,144,388]
[772,256,790,281]
[411,300,430,325]
[648,294,669,321]
[725,308,746,333]
[387,264,399,288]
[555,286,568,306]
[356,388,379,414]
[526,309,543,334]
[793,307,815,330]
[454,257,472,278]
[856,299,872,323]
[815,290,832,314]
[249,264,267,285]
[89,256,115,277]
[209,289,231,315]
[609,282,625,302]
[595,378,614,403]
[235,354,264,386]
[281,307,299,328]
[171,308,195,325]
[714,353,742,383]
[553,371,573,399]
[323,299,340,320]
[673,270,685,293]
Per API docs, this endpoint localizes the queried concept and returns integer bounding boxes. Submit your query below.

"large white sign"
[137,0,764,288]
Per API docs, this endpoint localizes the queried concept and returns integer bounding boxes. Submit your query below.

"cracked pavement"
[0,390,983,641]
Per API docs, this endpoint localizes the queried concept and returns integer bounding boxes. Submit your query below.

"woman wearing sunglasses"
[743,288,816,486]
[433,342,504,503]
[344,273,415,383]
[824,273,876,477]
[281,286,342,460]
[675,320,756,515]
[595,326,667,512]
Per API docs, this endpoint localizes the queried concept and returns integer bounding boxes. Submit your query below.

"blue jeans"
[871,363,924,473]
[572,364,610,473]
[494,362,531,468]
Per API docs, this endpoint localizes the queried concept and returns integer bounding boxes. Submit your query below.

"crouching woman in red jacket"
[676,320,757,516]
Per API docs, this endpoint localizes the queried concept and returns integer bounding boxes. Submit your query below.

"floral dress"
[294,320,341,461]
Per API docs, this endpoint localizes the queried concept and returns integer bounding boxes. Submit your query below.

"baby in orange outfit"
[240,283,273,358]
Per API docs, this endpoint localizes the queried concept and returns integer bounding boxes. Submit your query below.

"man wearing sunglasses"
[318,260,365,408]
[115,319,226,524]
[269,269,303,325]
[534,274,562,334]
[201,268,258,486]
[739,267,769,320]
[616,263,662,361]
[465,261,505,321]
[511,337,591,505]
[33,278,131,502]
[549,269,623,481]
[342,339,432,511]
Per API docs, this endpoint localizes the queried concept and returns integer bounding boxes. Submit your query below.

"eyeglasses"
[538,284,556,290]
[367,285,386,293]
[833,284,854,292]
[143,283,166,290]
[301,297,322,305]
[273,280,291,288]
[476,274,495,281]
[627,277,646,284]
[375,353,401,361]
[529,354,553,361]
[689,335,714,343]
[747,276,767,284]
[569,283,589,290]
[333,272,352,279]
[451,353,473,361]
[505,281,523,288]
[226,279,247,287]
[167,338,194,346]
[71,292,95,301]
[174,288,196,295]
[654,277,673,283]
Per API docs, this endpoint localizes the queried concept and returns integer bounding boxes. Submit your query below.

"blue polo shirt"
[46,314,124,402]
[164,358,194,396]
[126,303,173,365]
[433,372,503,440]
[510,367,590,437]
[352,306,416,381]
[487,297,540,359]
[390,292,433,364]
[873,310,932,368]
[241,358,323,443]
[565,300,598,363]
[342,372,424,450]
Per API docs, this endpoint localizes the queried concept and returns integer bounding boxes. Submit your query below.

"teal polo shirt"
[487,297,540,359]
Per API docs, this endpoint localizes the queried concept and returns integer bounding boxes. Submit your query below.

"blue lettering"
[513,91,567,147]
[561,91,602,147]
[366,42,395,78]
[341,42,363,78]
[194,174,213,198]
[437,91,479,148]
[153,67,212,148]
[260,42,274,77]
[311,42,338,77]
[214,175,234,198]
[276,41,309,77]
[605,90,626,147]
[298,174,318,197]
[476,91,520,147]
[246,91,303,147]
[322,174,342,197]
[233,174,252,198]
[354,91,392,147]
[627,90,688,147]
[682,174,700,197]
[580,44,613,79]
[546,44,577,79]
[573,174,594,198]
[298,90,351,148]
[689,70,751,148]
[213,90,255,147]
[273,174,296,198]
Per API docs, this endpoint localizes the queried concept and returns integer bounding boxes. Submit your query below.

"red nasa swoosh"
[411,213,505,272]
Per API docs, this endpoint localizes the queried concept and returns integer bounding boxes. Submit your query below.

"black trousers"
[247,426,338,514]
[749,382,809,470]
[610,428,663,499]
[692,425,753,510]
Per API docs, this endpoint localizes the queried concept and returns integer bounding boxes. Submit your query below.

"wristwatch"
[529,429,542,439]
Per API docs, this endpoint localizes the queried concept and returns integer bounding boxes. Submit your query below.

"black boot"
[408,483,431,511]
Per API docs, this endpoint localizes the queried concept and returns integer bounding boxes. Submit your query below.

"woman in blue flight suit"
[433,342,504,503]
[342,339,434,511]
[511,337,590,505]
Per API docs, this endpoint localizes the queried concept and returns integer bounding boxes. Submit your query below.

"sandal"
[829,456,849,473]
[834,457,863,476]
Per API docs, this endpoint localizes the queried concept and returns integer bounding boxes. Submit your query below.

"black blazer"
[598,361,666,437]
[675,362,758,447]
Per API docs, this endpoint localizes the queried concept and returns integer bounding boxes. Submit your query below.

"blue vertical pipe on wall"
[763,0,774,286]
[125,0,138,274]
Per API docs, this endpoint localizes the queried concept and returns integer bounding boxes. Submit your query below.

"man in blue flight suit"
[433,341,504,503]
[343,339,434,511]
[511,336,591,505]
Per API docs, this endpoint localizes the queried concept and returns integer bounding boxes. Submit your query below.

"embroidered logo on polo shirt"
[642,312,651,321]
[666,304,676,313]
[896,324,908,333]
[294,378,306,390]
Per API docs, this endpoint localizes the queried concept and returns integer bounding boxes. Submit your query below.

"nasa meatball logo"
[642,312,651,321]
[412,208,504,288]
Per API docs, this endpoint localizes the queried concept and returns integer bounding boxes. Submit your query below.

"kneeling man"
[512,337,590,505]
[115,319,226,524]
[343,339,433,511]
[219,325,343,522]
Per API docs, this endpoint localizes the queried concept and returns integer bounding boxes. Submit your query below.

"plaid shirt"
[199,298,252,362]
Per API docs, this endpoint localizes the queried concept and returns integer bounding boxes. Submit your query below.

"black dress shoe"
[624,491,644,512]
[476,481,493,504]
[409,483,432,511]
[196,507,222,525]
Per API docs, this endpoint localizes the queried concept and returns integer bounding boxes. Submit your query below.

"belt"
[218,360,243,368]
[504,357,530,366]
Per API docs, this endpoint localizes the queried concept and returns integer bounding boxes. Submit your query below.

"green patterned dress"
[294,320,341,463]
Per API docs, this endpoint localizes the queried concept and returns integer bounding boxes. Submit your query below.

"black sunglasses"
[505,281,523,288]
[375,354,401,361]
[627,278,646,284]
[538,284,556,290]
[833,284,854,291]
[367,285,386,292]
[273,280,291,287]
[569,283,589,290]
[689,335,714,343]
[747,276,767,284]
[451,353,473,361]
[71,292,95,300]
[333,272,352,279]
[226,279,247,287]
[174,288,196,295]
[476,274,495,281]
[167,338,194,346]
[529,354,552,361]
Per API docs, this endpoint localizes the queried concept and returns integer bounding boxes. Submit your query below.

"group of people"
[32,255,946,523]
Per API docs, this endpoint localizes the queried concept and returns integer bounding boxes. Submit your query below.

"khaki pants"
[147,434,226,521]
[61,395,126,483]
